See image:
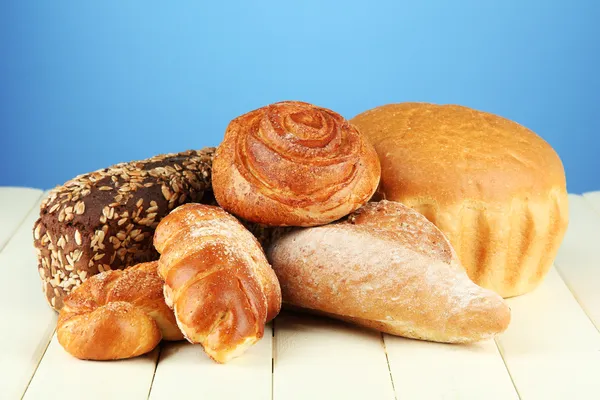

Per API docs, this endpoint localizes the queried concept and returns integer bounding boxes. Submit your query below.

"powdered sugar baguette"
[266,200,511,343]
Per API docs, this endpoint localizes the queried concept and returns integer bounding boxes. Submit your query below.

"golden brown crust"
[57,261,182,360]
[153,204,282,363]
[212,101,381,227]
[350,103,569,297]
[351,102,566,205]
[267,200,511,343]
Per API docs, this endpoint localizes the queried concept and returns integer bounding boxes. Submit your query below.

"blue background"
[1,1,598,193]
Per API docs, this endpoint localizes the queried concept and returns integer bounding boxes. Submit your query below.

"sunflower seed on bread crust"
[33,148,215,311]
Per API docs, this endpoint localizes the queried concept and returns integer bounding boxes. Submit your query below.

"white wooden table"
[1,187,599,400]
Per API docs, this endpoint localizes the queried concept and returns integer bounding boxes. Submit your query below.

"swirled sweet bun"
[212,101,381,227]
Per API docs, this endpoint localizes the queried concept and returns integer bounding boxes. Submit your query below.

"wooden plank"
[0,187,43,251]
[273,312,395,400]
[24,335,158,400]
[582,191,600,215]
[553,194,600,331]
[384,335,518,399]
[149,325,273,400]
[496,268,600,400]
[0,191,59,399]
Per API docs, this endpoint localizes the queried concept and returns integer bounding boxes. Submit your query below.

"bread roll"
[153,203,282,363]
[350,103,569,297]
[34,148,214,311]
[267,201,511,343]
[57,261,183,360]
[212,100,381,227]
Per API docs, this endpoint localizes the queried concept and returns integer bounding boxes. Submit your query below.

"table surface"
[1,187,599,400]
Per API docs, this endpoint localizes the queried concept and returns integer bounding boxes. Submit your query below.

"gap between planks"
[271,317,276,400]
[380,333,398,400]
[145,346,163,400]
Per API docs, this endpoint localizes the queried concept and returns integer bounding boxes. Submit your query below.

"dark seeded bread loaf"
[34,148,215,311]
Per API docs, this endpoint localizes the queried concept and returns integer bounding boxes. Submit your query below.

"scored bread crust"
[153,203,282,363]
[350,103,569,297]
[57,261,183,361]
[212,101,381,227]
[266,200,511,343]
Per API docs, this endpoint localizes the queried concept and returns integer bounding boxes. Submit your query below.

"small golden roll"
[212,101,381,227]
[57,262,183,360]
[350,102,569,298]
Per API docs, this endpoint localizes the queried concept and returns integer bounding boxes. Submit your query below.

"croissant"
[212,100,381,227]
[153,203,282,363]
[57,261,183,360]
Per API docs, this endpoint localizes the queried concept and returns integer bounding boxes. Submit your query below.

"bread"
[153,203,282,363]
[34,148,214,311]
[212,100,381,227]
[266,200,511,343]
[350,103,569,297]
[57,261,183,360]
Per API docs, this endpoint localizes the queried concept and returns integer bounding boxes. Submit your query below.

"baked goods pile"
[33,100,568,363]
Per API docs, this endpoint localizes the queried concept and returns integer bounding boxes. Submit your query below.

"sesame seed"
[99,186,112,191]
[94,253,105,261]
[34,224,41,240]
[75,230,82,245]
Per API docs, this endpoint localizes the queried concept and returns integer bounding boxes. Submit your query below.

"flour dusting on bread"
[267,200,511,343]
